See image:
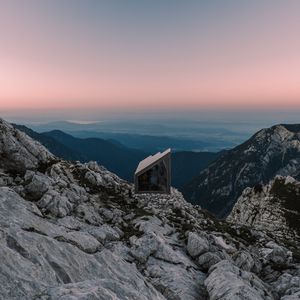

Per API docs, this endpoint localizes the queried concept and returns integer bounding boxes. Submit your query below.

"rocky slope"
[228,176,300,242]
[0,118,300,300]
[183,124,300,217]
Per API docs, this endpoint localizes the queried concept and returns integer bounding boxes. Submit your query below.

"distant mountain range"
[14,125,83,161]
[183,124,300,217]
[28,120,241,152]
[14,125,218,190]
[64,131,211,153]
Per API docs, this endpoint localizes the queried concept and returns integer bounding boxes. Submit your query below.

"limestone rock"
[38,189,73,217]
[130,233,159,263]
[228,176,300,240]
[187,232,209,257]
[198,252,223,271]
[0,119,53,174]
[233,250,262,273]
[24,172,53,200]
[205,260,274,300]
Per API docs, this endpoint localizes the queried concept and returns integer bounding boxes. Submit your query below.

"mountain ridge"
[1,117,300,299]
[183,123,300,217]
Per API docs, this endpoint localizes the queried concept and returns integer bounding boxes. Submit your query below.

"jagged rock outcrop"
[0,118,299,300]
[228,176,300,241]
[183,124,300,217]
[0,119,54,174]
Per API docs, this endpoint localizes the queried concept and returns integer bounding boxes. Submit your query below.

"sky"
[0,0,300,117]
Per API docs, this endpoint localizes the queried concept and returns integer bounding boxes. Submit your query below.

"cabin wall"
[134,153,171,194]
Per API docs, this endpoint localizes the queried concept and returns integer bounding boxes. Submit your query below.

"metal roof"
[135,148,171,175]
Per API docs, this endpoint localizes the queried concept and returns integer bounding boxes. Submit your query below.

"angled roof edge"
[135,148,171,175]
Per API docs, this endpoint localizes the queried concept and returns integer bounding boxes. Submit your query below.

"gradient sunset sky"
[1,0,300,113]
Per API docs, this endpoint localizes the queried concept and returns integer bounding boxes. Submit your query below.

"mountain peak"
[252,123,299,144]
[183,123,300,217]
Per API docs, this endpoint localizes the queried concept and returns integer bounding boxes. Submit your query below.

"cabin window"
[134,149,171,194]
[137,161,168,192]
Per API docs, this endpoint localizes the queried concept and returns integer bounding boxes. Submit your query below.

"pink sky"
[0,1,300,112]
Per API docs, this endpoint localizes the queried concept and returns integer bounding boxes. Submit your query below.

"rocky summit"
[183,124,300,217]
[0,118,300,300]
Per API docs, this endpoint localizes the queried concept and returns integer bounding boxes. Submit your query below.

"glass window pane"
[137,160,167,192]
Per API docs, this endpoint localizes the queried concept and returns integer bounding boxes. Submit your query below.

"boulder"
[233,250,262,273]
[198,252,222,271]
[205,260,274,300]
[130,233,159,263]
[25,173,53,200]
[38,189,73,217]
[187,232,209,257]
